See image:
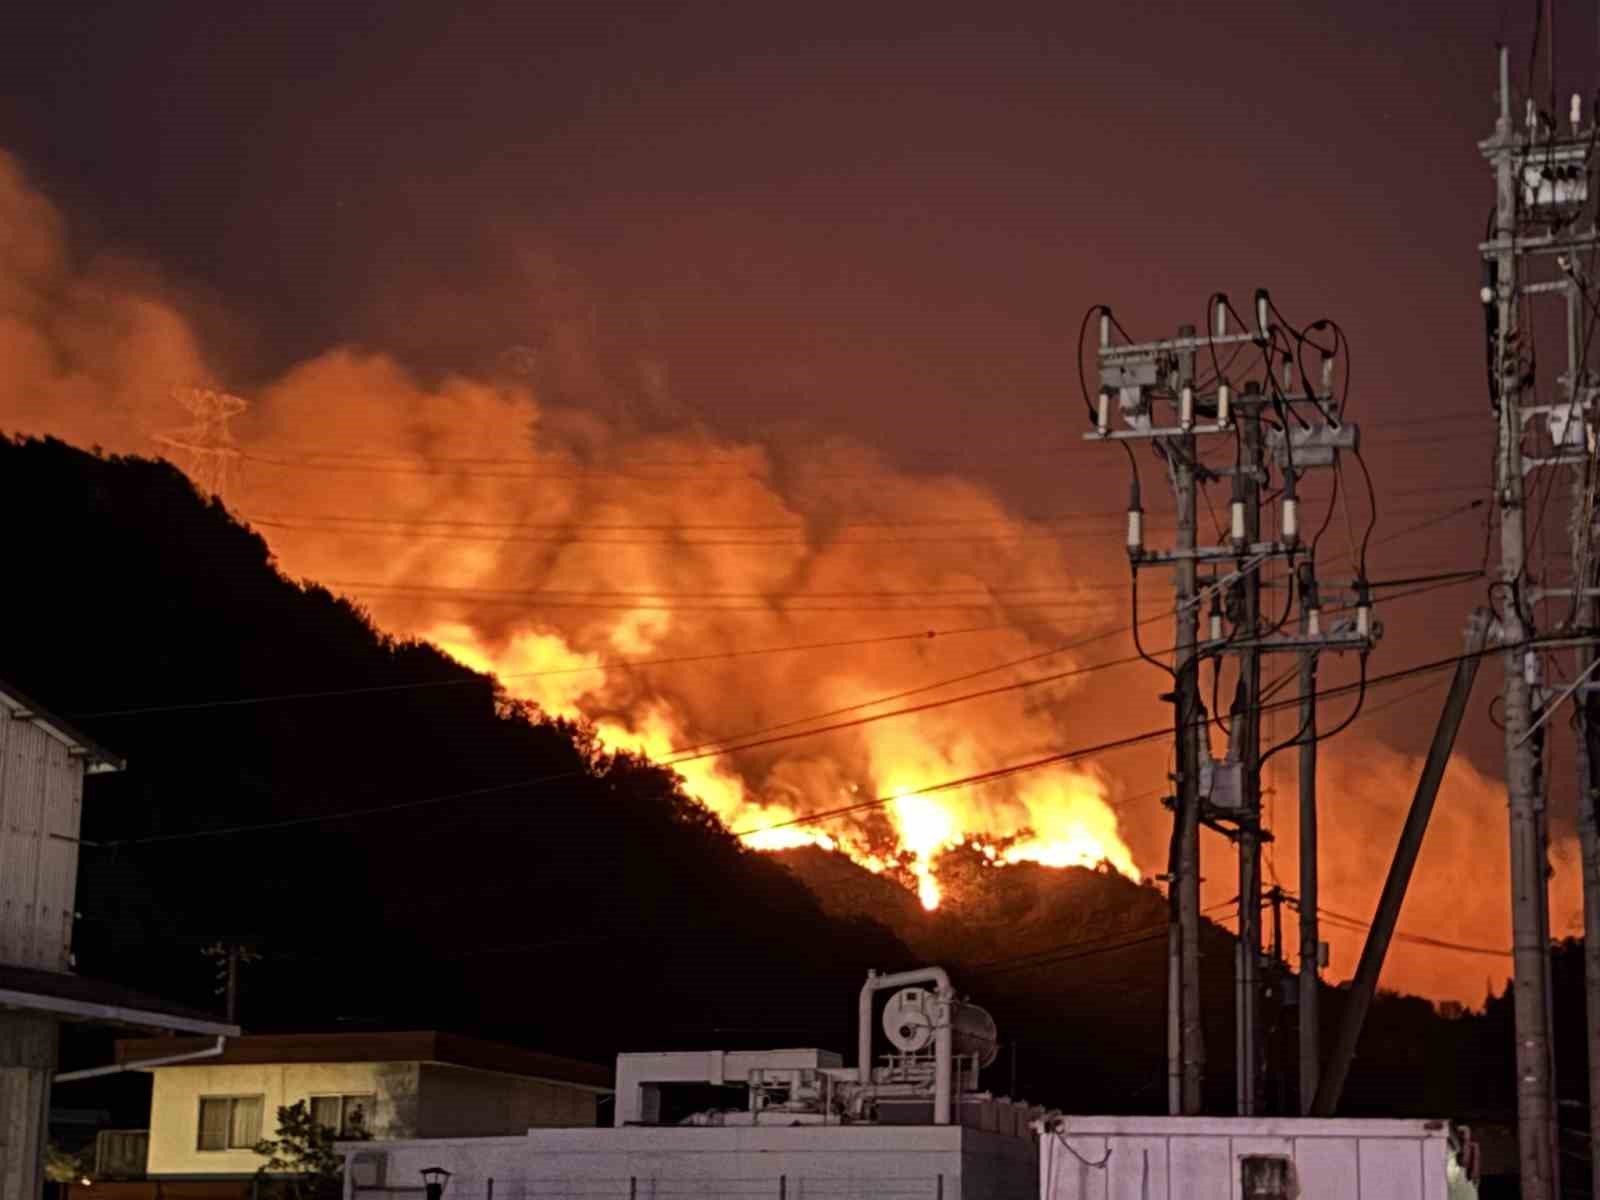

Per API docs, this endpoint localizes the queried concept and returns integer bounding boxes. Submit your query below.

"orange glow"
[418,619,1133,907]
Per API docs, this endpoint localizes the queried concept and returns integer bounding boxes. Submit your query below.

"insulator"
[1097,390,1110,434]
[1523,649,1542,687]
[1216,383,1231,426]
[1255,289,1270,342]
[1355,578,1372,638]
[1321,355,1334,391]
[1215,298,1227,337]
[1127,508,1143,555]
[1282,496,1299,544]
[1308,607,1321,636]
[1180,385,1194,430]
[1281,356,1292,390]
[1573,92,1584,132]
[1099,312,1111,348]
[1209,599,1223,642]
[1231,500,1246,546]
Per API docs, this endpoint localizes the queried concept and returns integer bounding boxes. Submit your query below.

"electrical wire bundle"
[1078,291,1382,770]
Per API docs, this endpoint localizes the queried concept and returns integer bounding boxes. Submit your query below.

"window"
[1240,1155,1295,1200]
[197,1096,263,1151]
[309,1094,375,1137]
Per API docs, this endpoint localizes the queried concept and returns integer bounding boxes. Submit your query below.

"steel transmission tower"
[1480,42,1600,1200]
[153,385,248,501]
[1083,294,1377,1114]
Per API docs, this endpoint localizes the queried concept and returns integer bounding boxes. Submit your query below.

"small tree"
[254,1101,365,1200]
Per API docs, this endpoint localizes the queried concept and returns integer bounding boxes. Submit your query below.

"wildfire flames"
[1,144,1585,1002]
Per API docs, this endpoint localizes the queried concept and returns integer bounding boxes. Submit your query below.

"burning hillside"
[0,144,1584,1002]
[239,351,1143,910]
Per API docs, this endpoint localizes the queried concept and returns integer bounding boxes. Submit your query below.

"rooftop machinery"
[615,967,1026,1131]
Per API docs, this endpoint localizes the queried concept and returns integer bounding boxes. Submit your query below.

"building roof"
[0,963,238,1036]
[113,1031,612,1092]
[0,676,124,774]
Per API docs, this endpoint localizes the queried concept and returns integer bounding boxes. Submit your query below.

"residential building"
[112,1031,610,1182]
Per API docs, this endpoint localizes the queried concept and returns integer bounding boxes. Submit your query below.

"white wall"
[342,1124,1037,1200]
[1037,1117,1460,1200]
[147,1062,421,1177]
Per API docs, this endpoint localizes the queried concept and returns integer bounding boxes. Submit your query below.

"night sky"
[3,1,1593,982]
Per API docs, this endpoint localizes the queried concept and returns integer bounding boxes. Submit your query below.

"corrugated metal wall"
[0,712,84,970]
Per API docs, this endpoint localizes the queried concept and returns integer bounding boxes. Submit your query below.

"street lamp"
[421,1167,452,1200]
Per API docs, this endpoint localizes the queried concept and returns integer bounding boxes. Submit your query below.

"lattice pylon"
[153,385,248,501]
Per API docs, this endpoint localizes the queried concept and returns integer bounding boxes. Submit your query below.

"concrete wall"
[147,1062,421,1177]
[414,1065,596,1138]
[341,1124,1037,1200]
[0,1013,55,1200]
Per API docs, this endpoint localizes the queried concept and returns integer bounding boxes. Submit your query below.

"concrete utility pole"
[1297,565,1321,1114]
[1172,388,1207,1117]
[1236,406,1264,1117]
[1480,45,1561,1200]
[1087,297,1371,1116]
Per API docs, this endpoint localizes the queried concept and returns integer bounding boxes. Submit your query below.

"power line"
[1311,905,1511,959]
[730,638,1522,841]
[94,636,1521,852]
[70,623,1017,720]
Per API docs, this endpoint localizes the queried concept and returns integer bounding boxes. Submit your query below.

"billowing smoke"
[0,149,1137,911]
[0,147,1578,1001]
[1261,742,1583,1005]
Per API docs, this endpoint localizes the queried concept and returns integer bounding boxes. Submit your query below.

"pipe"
[55,1036,226,1083]
[1311,610,1489,1115]
[858,966,955,1124]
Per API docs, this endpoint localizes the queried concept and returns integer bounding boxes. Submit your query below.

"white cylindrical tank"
[881,987,999,1067]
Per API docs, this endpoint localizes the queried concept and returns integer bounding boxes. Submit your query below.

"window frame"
[306,1092,376,1138]
[196,1094,265,1152]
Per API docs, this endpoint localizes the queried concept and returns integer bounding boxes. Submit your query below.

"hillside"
[0,433,1563,1128]
[0,436,911,1066]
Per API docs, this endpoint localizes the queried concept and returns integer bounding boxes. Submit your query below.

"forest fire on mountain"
[0,144,1582,996]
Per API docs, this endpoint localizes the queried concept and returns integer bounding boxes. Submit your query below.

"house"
[0,676,238,1200]
[111,1031,611,1183]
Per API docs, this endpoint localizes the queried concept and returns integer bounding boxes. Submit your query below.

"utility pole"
[1480,46,1563,1200]
[1172,366,1207,1117]
[1581,688,1600,1200]
[225,945,240,1025]
[1087,296,1372,1116]
[1297,562,1321,1113]
[1236,403,1264,1117]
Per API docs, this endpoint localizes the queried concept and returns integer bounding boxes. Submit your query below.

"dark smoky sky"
[3,1,1595,829]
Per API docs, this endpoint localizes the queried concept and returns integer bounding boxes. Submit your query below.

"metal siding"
[1168,1133,1231,1199]
[1039,1124,1450,1200]
[0,715,85,969]
[1043,1134,1110,1200]
[1289,1136,1360,1200]
[1104,1138,1168,1200]
[1358,1136,1424,1200]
